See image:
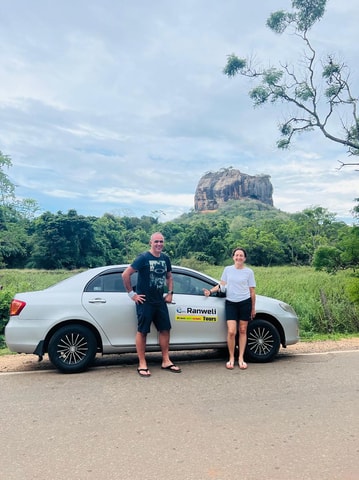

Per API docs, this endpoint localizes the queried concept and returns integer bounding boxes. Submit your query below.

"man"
[122,232,181,377]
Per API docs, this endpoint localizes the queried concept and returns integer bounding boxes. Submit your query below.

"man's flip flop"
[239,362,248,370]
[161,364,182,373]
[226,361,234,370]
[137,368,151,377]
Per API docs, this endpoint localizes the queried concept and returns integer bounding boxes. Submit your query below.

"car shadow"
[2,347,299,374]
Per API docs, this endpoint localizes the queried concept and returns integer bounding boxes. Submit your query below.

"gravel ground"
[1,338,359,373]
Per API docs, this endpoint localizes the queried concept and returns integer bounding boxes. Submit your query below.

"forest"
[1,192,358,274]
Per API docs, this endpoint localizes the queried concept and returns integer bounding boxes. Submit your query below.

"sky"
[0,0,358,224]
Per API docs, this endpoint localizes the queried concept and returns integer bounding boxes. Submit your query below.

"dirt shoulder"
[1,338,359,373]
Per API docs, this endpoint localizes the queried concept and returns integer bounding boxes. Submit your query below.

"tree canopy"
[223,0,359,167]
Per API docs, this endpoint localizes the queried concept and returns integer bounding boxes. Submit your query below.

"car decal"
[175,306,218,322]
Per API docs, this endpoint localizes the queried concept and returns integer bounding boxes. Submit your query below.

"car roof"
[45,264,220,292]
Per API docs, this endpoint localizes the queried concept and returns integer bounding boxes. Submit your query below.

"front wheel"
[245,319,280,363]
[48,324,97,373]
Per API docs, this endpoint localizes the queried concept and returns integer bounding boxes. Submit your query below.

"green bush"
[0,269,75,336]
[346,275,359,304]
[0,289,14,335]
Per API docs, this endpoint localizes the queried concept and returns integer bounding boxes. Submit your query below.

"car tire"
[245,319,280,363]
[48,324,97,373]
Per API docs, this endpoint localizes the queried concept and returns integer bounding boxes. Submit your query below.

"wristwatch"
[168,290,174,294]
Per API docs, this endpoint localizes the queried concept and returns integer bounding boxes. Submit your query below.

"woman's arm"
[250,286,256,318]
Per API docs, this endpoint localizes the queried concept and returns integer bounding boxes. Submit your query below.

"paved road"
[1,350,358,480]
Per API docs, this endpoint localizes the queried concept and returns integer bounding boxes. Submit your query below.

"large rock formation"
[194,168,273,211]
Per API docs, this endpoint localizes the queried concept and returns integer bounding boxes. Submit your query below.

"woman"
[204,248,256,370]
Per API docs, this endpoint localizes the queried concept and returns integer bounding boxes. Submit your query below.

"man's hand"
[164,292,173,303]
[133,293,146,304]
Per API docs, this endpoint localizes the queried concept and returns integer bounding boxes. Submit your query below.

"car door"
[82,269,159,347]
[167,270,227,346]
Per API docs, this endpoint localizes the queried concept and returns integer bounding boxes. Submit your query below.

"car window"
[85,272,126,293]
[172,272,213,295]
[85,270,216,295]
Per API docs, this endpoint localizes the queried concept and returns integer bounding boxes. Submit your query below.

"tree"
[0,151,15,206]
[236,226,284,267]
[262,218,309,264]
[352,198,359,225]
[0,152,40,267]
[176,219,229,265]
[29,210,101,269]
[338,226,359,270]
[312,245,341,273]
[223,0,359,167]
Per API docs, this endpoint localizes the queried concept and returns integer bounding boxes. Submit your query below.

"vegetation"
[2,197,358,271]
[2,153,358,273]
[223,0,359,167]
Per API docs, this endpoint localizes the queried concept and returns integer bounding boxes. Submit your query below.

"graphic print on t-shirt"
[149,259,167,290]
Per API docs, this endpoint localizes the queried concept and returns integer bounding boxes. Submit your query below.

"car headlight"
[279,302,297,315]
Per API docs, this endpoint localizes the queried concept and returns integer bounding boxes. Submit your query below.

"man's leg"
[136,331,150,375]
[155,303,181,372]
[159,330,171,365]
[135,304,151,375]
[159,330,181,372]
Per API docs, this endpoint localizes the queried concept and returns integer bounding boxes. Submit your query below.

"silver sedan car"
[5,265,299,373]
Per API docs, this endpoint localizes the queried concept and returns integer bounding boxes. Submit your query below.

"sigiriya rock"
[194,167,273,211]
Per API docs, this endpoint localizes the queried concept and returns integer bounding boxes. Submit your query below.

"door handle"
[88,298,107,303]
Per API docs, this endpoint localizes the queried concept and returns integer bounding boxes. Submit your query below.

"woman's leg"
[238,320,248,368]
[226,320,237,367]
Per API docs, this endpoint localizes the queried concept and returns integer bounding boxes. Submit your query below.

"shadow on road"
[2,346,300,373]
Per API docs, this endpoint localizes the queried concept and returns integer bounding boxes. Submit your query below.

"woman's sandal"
[239,361,248,370]
[226,361,234,370]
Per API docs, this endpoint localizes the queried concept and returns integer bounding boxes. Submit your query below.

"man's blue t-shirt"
[131,251,172,303]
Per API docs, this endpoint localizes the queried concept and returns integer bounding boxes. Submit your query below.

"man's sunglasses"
[153,240,164,243]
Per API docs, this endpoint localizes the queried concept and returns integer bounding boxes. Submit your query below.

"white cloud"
[43,189,83,200]
[93,188,194,208]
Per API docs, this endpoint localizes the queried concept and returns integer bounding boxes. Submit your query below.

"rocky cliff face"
[194,168,273,211]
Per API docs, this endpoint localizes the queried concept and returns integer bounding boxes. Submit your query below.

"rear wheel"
[48,324,97,373]
[245,319,280,363]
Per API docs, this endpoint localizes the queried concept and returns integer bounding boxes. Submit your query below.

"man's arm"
[165,271,174,302]
[166,271,173,291]
[122,266,145,304]
[122,265,136,293]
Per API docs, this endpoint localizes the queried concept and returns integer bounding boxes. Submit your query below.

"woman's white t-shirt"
[221,265,256,302]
